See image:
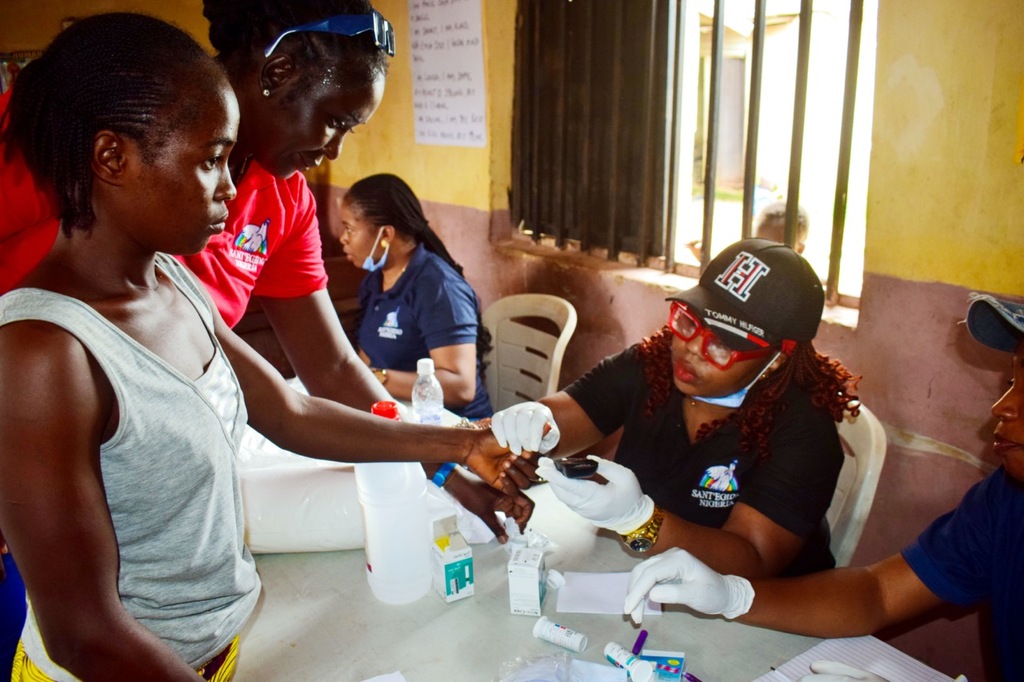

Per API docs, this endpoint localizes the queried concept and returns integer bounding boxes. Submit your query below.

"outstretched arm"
[740,554,942,637]
[215,309,514,487]
[256,291,525,525]
[624,547,943,638]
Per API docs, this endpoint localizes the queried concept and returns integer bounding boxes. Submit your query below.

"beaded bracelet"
[431,461,458,487]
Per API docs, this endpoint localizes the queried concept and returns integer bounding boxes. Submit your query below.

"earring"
[262,88,271,97]
[380,239,390,248]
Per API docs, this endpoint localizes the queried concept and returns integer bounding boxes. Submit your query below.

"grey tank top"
[0,254,260,676]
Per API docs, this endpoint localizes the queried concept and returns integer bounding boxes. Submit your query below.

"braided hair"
[345,173,494,373]
[1,13,223,235]
[636,326,860,462]
[204,0,389,93]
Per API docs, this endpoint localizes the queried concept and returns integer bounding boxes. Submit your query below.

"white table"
[236,485,821,682]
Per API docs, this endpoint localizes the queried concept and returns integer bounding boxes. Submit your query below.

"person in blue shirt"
[622,292,1024,681]
[338,173,493,420]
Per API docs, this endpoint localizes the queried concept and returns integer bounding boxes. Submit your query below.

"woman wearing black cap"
[493,239,859,578]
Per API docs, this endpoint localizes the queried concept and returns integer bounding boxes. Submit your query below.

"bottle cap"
[370,400,400,420]
[417,358,435,375]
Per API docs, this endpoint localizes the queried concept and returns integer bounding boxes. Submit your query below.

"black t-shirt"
[565,345,844,576]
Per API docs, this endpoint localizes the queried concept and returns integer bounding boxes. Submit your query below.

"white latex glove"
[535,456,653,534]
[623,546,754,625]
[797,661,891,682]
[490,402,560,455]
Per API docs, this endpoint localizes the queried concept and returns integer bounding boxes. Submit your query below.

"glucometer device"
[553,456,599,479]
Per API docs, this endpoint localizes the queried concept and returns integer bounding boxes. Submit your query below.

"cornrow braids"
[2,13,221,234]
[636,327,860,462]
[346,173,494,373]
[204,0,388,90]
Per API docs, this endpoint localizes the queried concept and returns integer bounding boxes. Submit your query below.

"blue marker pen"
[683,672,705,682]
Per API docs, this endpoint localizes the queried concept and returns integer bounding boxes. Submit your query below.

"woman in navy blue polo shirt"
[339,173,493,420]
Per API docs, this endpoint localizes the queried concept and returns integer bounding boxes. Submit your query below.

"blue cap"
[966,293,1024,352]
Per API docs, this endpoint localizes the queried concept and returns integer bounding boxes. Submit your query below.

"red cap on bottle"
[370,400,400,420]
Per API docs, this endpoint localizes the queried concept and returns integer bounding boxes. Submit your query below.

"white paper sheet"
[556,571,661,616]
[751,636,954,681]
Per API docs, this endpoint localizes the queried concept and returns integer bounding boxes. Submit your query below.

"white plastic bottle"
[412,357,444,426]
[354,400,432,604]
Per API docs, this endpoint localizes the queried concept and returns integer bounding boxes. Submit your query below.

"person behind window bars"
[754,200,810,254]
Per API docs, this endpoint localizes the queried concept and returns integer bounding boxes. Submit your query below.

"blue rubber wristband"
[431,461,458,487]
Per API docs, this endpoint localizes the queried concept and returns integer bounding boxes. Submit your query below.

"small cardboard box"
[507,546,546,616]
[431,515,474,602]
[640,649,686,681]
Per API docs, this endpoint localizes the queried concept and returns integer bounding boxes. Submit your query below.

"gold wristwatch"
[620,506,665,553]
[371,367,388,385]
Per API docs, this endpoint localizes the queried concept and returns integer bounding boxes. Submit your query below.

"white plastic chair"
[482,294,578,411]
[827,403,888,567]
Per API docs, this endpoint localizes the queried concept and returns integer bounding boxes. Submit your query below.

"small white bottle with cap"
[412,357,444,425]
[533,616,588,652]
[604,641,654,682]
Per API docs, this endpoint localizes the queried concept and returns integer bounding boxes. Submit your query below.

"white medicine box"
[507,546,546,616]
[431,515,474,603]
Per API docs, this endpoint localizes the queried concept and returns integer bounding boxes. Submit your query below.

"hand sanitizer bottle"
[354,400,431,604]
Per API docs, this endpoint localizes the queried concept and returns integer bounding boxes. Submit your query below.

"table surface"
[236,484,821,682]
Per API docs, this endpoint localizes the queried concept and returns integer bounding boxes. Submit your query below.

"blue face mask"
[361,227,389,272]
[691,352,781,409]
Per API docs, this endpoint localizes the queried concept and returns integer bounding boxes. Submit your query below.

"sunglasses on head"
[668,302,775,370]
[264,10,396,58]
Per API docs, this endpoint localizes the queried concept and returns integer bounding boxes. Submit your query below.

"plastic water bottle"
[412,357,444,426]
[354,400,432,604]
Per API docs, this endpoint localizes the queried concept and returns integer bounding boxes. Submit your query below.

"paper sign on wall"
[409,0,487,147]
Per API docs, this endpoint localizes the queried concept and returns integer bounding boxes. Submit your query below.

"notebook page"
[752,636,953,681]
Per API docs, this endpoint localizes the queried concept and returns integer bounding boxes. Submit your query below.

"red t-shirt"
[0,89,60,294]
[177,161,328,327]
[0,85,328,325]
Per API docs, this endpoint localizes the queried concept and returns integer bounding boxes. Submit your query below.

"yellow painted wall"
[0,2,207,50]
[0,0,512,213]
[868,0,1024,294]
[317,0,513,212]
[6,1,1023,292]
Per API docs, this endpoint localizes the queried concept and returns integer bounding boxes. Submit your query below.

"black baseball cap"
[668,238,824,351]
[966,293,1024,353]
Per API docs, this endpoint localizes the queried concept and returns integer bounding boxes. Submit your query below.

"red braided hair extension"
[635,326,860,462]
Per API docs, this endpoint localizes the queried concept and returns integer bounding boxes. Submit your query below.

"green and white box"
[507,546,546,616]
[431,515,474,602]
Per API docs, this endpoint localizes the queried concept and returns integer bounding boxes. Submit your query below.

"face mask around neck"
[690,352,781,409]
[361,227,389,272]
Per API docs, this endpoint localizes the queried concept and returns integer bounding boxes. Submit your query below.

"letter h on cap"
[714,252,771,302]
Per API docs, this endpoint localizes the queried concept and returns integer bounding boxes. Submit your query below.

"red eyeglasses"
[668,302,773,370]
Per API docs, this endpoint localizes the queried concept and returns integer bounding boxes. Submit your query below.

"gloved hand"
[490,402,560,455]
[535,456,654,534]
[623,546,754,625]
[797,661,891,682]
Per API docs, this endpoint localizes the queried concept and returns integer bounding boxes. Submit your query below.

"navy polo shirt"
[357,244,492,419]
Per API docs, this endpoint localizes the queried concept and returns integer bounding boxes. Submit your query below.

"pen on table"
[683,672,705,682]
[630,629,648,655]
